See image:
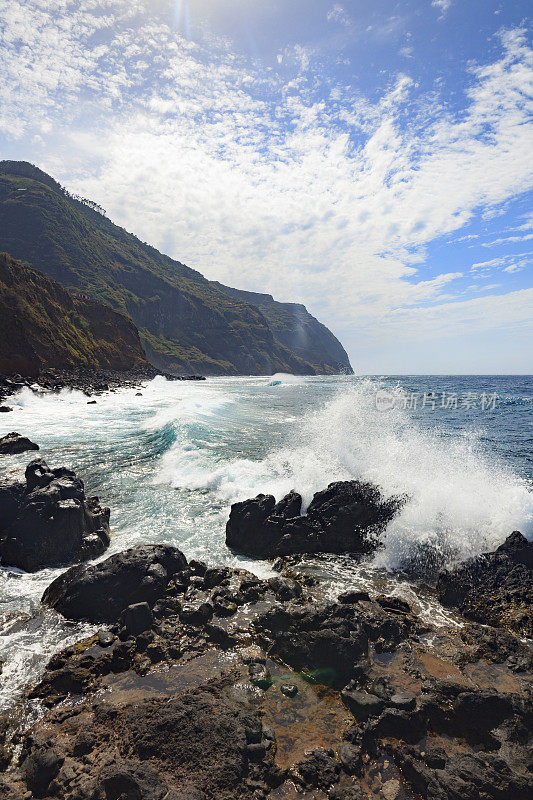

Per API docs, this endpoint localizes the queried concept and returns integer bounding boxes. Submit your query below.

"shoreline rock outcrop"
[437,531,533,637]
[0,432,39,455]
[42,544,188,622]
[0,458,110,572]
[0,531,531,800]
[226,480,404,558]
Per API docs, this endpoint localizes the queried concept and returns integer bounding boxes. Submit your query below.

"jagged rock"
[42,545,188,622]
[0,432,39,454]
[496,529,533,569]
[180,602,213,626]
[437,531,533,636]
[295,747,340,790]
[390,745,532,800]
[17,686,276,800]
[20,743,63,797]
[330,785,364,800]
[226,480,403,558]
[121,602,153,636]
[254,599,417,687]
[0,458,110,572]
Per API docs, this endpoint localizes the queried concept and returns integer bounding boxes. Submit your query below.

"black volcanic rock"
[0,458,110,572]
[437,531,533,637]
[226,480,403,558]
[254,598,417,687]
[0,432,39,455]
[42,544,188,622]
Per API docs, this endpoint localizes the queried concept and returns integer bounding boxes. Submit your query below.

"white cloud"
[503,259,529,273]
[484,234,533,247]
[0,4,532,369]
[471,257,507,271]
[431,0,452,18]
[327,4,352,28]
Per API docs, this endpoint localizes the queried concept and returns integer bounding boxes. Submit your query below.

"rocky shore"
[0,367,205,407]
[0,469,531,800]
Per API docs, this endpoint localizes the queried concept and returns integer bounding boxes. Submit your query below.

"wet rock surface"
[437,531,533,637]
[42,544,188,622]
[1,535,531,800]
[0,432,39,455]
[226,481,404,558]
[0,458,110,572]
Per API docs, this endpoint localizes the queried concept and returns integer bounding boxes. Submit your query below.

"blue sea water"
[0,374,531,709]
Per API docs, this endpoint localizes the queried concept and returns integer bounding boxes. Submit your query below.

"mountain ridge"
[0,161,352,376]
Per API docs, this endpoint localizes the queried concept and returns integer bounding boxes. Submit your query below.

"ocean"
[0,374,532,712]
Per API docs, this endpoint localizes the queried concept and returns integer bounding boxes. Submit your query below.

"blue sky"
[0,0,532,373]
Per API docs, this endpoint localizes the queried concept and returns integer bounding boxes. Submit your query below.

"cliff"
[213,283,352,374]
[0,252,149,376]
[0,161,352,375]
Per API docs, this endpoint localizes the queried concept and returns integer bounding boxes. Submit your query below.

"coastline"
[0,531,531,799]
[0,367,206,407]
[0,375,531,799]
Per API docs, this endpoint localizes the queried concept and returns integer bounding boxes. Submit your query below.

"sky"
[0,0,532,374]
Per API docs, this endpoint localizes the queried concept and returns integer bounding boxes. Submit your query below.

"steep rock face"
[213,282,353,374]
[0,252,149,376]
[0,161,352,375]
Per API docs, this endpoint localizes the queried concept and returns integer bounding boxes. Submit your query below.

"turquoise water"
[0,374,532,709]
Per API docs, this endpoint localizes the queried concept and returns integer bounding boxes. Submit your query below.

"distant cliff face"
[0,253,149,376]
[0,161,352,376]
[212,283,352,375]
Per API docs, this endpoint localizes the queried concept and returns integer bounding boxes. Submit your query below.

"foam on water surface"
[0,374,531,710]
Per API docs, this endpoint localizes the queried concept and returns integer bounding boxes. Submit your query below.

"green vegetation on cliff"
[213,283,352,374]
[0,252,148,376]
[0,161,352,375]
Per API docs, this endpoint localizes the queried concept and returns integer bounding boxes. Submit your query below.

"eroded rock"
[0,458,110,572]
[0,432,39,455]
[42,544,188,622]
[226,480,404,558]
[437,531,533,636]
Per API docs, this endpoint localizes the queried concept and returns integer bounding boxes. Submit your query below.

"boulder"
[0,458,110,572]
[226,480,403,558]
[225,493,277,557]
[341,689,384,721]
[0,432,39,455]
[42,544,188,623]
[437,532,533,637]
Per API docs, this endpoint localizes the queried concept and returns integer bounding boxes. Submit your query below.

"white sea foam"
[157,378,533,568]
[0,375,531,712]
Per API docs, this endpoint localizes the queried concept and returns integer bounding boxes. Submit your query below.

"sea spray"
[0,374,531,711]
[157,377,533,568]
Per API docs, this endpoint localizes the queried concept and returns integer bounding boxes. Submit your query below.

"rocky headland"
[0,470,531,800]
